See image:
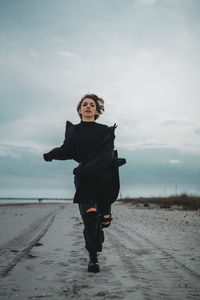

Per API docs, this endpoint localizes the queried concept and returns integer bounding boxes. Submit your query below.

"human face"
[79,98,98,121]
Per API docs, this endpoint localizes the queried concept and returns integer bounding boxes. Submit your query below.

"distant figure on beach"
[43,94,126,273]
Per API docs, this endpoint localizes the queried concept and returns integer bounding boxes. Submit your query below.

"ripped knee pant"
[100,214,113,228]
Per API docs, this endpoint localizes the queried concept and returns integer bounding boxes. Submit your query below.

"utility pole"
[164,186,166,198]
[175,184,178,197]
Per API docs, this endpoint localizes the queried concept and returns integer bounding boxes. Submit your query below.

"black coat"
[44,121,126,205]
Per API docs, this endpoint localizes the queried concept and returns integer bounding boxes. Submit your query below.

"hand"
[43,153,52,162]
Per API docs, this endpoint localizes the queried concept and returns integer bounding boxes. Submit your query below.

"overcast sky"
[0,0,200,198]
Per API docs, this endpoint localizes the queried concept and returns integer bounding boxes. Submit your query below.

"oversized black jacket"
[45,121,126,204]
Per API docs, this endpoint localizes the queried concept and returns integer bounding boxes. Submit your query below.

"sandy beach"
[0,201,200,300]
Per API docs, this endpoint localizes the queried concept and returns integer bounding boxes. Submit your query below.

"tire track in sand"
[117,222,200,278]
[0,211,57,277]
[105,221,200,300]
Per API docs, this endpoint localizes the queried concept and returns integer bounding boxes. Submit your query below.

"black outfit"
[43,120,126,255]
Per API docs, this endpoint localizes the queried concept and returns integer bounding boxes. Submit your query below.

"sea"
[0,198,73,205]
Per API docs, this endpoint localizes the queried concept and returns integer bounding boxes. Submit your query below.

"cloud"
[169,159,180,164]
[136,0,157,5]
[0,146,19,159]
[28,49,40,60]
[0,141,44,157]
[160,118,194,128]
[194,128,200,136]
[0,0,200,197]
[0,34,6,40]
[57,50,78,59]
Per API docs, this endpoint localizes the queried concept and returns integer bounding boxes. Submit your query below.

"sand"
[0,201,200,300]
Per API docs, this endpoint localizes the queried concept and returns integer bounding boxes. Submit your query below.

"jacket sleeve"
[45,121,75,161]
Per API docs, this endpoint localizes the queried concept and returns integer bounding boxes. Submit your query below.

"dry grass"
[119,194,200,210]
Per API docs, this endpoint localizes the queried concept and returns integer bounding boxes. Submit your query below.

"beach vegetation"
[119,194,200,210]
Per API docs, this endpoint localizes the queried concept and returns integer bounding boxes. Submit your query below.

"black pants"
[78,202,111,253]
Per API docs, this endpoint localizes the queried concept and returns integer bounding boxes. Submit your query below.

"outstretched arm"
[43,140,74,161]
[43,121,75,162]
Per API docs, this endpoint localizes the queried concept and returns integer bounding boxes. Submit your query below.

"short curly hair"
[77,93,105,120]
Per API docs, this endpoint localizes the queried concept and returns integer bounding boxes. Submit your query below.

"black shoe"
[88,252,100,273]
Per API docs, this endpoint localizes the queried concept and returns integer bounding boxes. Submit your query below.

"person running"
[43,94,126,273]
